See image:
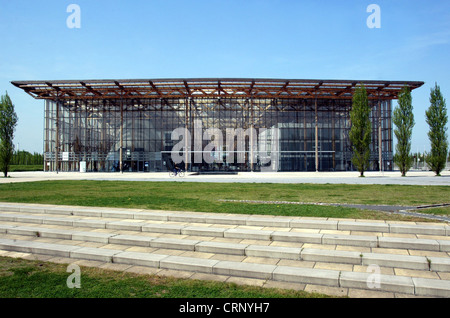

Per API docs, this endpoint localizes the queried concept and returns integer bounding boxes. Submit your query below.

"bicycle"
[169,169,185,177]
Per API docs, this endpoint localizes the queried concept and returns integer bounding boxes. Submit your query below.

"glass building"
[12,78,423,173]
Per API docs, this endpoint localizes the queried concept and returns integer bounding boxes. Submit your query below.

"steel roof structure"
[11,78,424,101]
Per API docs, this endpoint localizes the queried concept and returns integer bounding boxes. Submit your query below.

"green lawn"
[0,180,449,220]
[417,206,450,216]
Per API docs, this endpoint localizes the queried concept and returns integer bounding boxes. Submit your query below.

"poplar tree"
[0,92,19,177]
[349,84,372,177]
[425,83,448,176]
[393,86,415,176]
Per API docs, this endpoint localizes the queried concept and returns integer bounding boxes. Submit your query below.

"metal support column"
[250,97,254,171]
[44,100,49,171]
[120,97,123,173]
[315,97,319,172]
[332,102,336,170]
[185,97,189,171]
[55,98,59,174]
[303,100,307,170]
[378,97,382,172]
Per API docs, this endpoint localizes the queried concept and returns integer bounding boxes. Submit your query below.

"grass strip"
[0,256,332,298]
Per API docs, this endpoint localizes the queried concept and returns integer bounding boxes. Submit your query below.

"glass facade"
[43,97,393,172]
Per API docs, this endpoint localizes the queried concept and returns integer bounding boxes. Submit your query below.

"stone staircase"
[0,202,449,298]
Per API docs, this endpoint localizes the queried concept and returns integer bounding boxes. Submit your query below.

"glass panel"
[43,97,393,172]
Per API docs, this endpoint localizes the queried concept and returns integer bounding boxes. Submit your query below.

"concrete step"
[1,202,448,236]
[1,212,448,253]
[0,202,449,298]
[3,223,449,272]
[0,237,449,297]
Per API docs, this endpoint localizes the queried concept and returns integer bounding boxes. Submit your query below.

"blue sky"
[0,0,449,154]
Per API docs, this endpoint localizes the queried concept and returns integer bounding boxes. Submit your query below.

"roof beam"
[275,81,290,96]
[149,81,162,97]
[114,81,125,90]
[248,80,255,95]
[45,82,60,91]
[183,80,191,96]
[80,81,102,96]
[377,82,390,91]
[315,81,324,90]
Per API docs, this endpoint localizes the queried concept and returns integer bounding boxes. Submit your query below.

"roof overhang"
[11,78,424,101]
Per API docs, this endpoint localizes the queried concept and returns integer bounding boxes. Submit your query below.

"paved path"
[2,170,450,185]
[219,199,450,223]
[0,202,449,298]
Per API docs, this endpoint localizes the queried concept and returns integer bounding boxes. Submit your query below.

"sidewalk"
[1,170,450,185]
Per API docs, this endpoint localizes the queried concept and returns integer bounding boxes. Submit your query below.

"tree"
[425,83,448,176]
[12,150,44,165]
[0,92,19,177]
[349,84,372,177]
[393,86,415,176]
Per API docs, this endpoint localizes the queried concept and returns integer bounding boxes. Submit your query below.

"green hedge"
[8,165,43,172]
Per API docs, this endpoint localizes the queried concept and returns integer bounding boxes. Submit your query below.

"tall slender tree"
[0,92,19,177]
[393,86,415,176]
[349,84,372,177]
[425,83,448,176]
